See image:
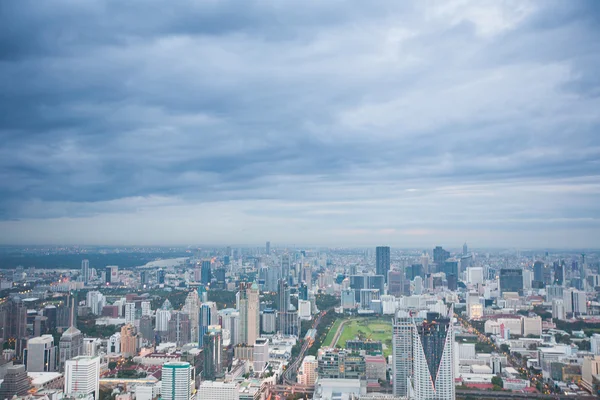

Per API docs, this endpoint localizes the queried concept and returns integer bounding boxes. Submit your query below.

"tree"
[491,376,504,388]
[579,340,591,351]
[108,361,117,370]
[499,344,510,354]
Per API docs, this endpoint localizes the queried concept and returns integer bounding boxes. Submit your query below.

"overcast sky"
[1,1,599,248]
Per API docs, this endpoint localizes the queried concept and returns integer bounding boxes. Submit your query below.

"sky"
[1,0,599,248]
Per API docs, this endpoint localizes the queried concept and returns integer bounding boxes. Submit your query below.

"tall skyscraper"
[203,325,223,380]
[392,311,413,397]
[0,365,31,400]
[125,302,136,325]
[155,308,171,334]
[376,246,391,283]
[121,324,139,357]
[59,299,83,367]
[238,282,260,345]
[168,311,191,346]
[161,362,192,400]
[499,268,524,294]
[64,356,100,400]
[533,261,545,286]
[201,260,212,285]
[281,254,291,281]
[462,243,468,256]
[412,307,455,400]
[24,335,57,372]
[199,302,218,346]
[81,259,90,285]
[266,241,271,255]
[433,246,450,268]
[183,290,201,342]
[105,265,118,284]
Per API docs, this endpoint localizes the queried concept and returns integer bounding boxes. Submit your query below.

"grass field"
[322,317,393,357]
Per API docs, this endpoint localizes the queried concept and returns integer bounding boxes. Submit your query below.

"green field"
[323,317,393,357]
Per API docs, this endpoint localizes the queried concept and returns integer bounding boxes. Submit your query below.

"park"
[322,316,393,357]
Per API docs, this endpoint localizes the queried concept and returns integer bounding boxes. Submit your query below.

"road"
[281,309,329,386]
[456,389,596,400]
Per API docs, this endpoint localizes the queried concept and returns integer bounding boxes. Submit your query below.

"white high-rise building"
[552,299,566,320]
[392,310,413,397]
[183,290,201,342]
[161,361,192,400]
[467,267,483,285]
[125,302,136,325]
[238,282,260,345]
[591,334,600,355]
[25,335,56,372]
[141,301,152,316]
[156,309,171,333]
[197,381,239,400]
[414,276,423,295]
[86,291,105,315]
[64,356,100,400]
[253,338,269,372]
[412,306,455,400]
[298,300,311,320]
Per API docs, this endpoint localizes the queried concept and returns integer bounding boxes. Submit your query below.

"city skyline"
[1,1,600,247]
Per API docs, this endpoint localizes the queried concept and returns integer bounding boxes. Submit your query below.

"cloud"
[0,0,599,247]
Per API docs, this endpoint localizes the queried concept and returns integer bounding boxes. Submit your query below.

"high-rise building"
[412,307,455,400]
[266,241,271,255]
[499,268,523,294]
[552,299,566,320]
[121,324,139,357]
[86,291,105,315]
[141,301,152,317]
[155,308,171,334]
[261,309,275,334]
[183,290,200,341]
[533,261,545,287]
[317,349,366,379]
[392,310,413,397]
[201,260,212,285]
[433,246,450,268]
[168,311,191,346]
[238,282,259,345]
[125,302,136,325]
[277,279,291,334]
[161,362,192,400]
[105,265,119,284]
[157,268,166,284]
[24,335,57,372]
[81,259,90,285]
[341,289,356,309]
[298,355,317,386]
[281,254,291,281]
[59,300,83,367]
[253,338,269,372]
[376,246,391,283]
[387,271,404,297]
[0,365,30,399]
[64,356,100,400]
[553,261,565,286]
[139,315,154,343]
[462,243,468,256]
[203,325,223,380]
[199,302,218,346]
[367,275,385,294]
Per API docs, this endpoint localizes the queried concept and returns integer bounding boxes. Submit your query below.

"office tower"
[253,338,269,372]
[59,300,83,367]
[277,279,291,334]
[199,302,218,346]
[349,275,366,302]
[412,308,455,400]
[266,241,271,255]
[81,259,90,284]
[387,271,403,297]
[442,260,458,277]
[299,283,308,301]
[238,282,260,344]
[214,268,226,288]
[406,264,424,281]
[376,246,391,283]
[203,326,223,380]
[220,308,240,344]
[157,268,166,284]
[24,335,57,372]
[141,301,152,316]
[341,289,356,309]
[139,315,154,342]
[433,246,450,268]
[281,254,291,281]
[168,312,191,346]
[194,265,202,282]
[298,355,318,386]
[161,362,192,400]
[155,308,171,334]
[8,299,27,347]
[140,270,149,286]
[83,338,100,357]
[33,315,48,337]
[367,275,385,294]
[183,290,201,342]
[0,365,30,399]
[463,243,468,256]
[447,274,457,291]
[564,289,587,316]
[261,309,276,334]
[201,260,212,285]
[533,261,545,287]
[466,267,483,285]
[125,302,136,325]
[197,381,240,400]
[106,265,118,284]
[43,305,58,332]
[392,311,413,397]
[64,356,100,400]
[554,261,565,286]
[499,268,523,294]
[86,291,105,315]
[421,253,430,275]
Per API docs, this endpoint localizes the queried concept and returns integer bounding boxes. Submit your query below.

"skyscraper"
[183,290,201,342]
[392,310,413,397]
[201,260,212,285]
[64,356,100,400]
[376,246,390,283]
[161,362,192,400]
[462,243,468,256]
[499,268,524,294]
[203,325,223,380]
[266,241,271,255]
[0,365,31,400]
[125,302,136,325]
[433,246,450,267]
[59,299,83,367]
[412,307,455,400]
[24,335,57,372]
[81,259,90,285]
[121,324,139,357]
[238,282,260,345]
[533,261,545,287]
[199,302,218,347]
